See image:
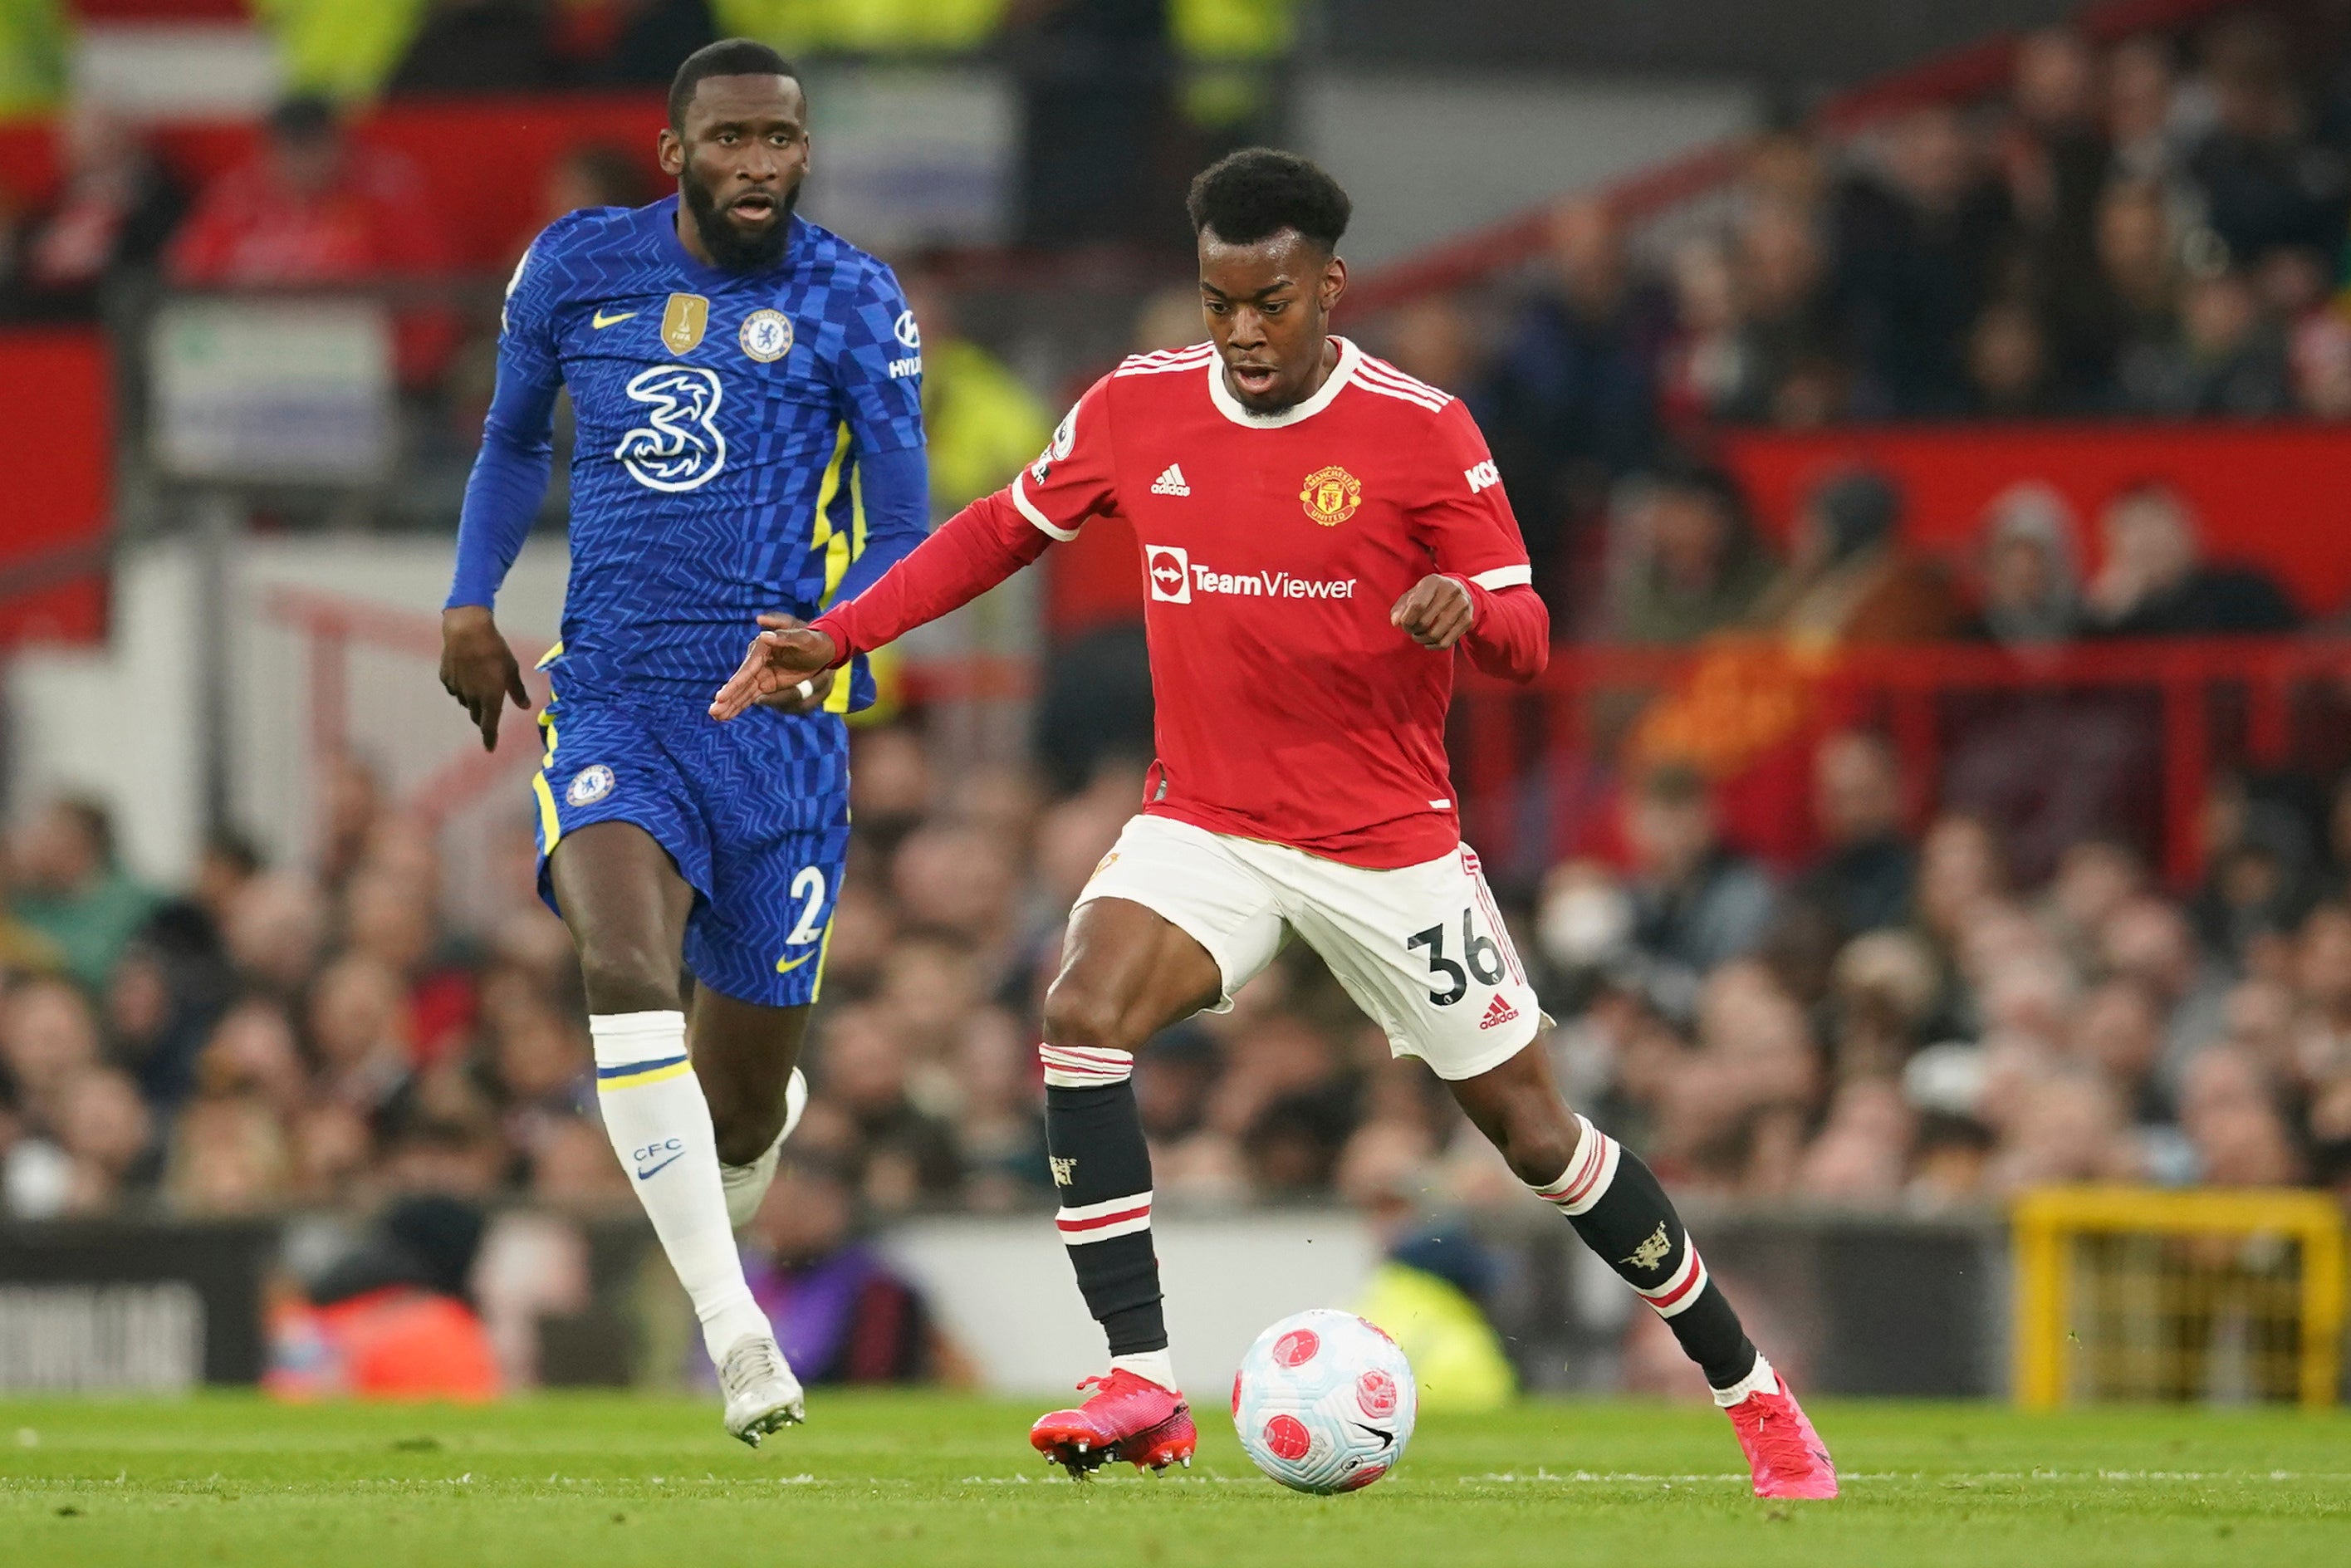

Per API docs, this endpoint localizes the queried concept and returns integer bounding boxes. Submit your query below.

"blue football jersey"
[496,196,924,704]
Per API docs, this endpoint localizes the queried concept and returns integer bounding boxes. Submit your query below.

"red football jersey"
[1011,336,1537,868]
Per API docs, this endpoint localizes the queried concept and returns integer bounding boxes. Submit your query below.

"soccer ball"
[1231,1308,1417,1493]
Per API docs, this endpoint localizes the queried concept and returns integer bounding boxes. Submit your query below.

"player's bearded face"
[682,157,799,271]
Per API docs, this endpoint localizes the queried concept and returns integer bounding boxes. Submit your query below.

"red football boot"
[1030,1370,1198,1478]
[1724,1371,1838,1500]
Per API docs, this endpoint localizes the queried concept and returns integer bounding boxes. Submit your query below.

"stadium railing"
[2011,1185,2347,1408]
[1453,636,2351,886]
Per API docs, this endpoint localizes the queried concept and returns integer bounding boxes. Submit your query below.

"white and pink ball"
[1231,1308,1417,1493]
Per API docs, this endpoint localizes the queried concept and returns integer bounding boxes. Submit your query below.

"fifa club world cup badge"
[660,292,709,355]
[738,308,794,363]
[1299,465,1363,527]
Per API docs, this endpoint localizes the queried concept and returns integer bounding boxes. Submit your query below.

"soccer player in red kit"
[711,149,1837,1500]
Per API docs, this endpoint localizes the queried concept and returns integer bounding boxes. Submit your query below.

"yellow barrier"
[2011,1186,2346,1407]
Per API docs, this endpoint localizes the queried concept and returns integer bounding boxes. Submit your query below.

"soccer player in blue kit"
[437,40,927,1445]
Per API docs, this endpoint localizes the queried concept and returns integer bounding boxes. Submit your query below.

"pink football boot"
[1725,1372,1839,1500]
[1030,1369,1198,1478]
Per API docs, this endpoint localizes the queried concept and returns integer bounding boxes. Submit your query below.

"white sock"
[1110,1348,1178,1392]
[1712,1352,1777,1408]
[591,1011,771,1361]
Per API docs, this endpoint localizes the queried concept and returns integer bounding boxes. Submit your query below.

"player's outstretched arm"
[439,606,531,751]
[710,625,840,721]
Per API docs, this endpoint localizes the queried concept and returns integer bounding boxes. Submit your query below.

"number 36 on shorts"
[1405,906,1509,1007]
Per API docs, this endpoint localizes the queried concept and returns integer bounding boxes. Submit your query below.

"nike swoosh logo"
[635,1152,683,1181]
[774,949,819,974]
[592,309,636,329]
[1350,1423,1395,1450]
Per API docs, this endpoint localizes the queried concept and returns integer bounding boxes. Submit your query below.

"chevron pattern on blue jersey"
[532,688,851,1008]
[503,198,923,700]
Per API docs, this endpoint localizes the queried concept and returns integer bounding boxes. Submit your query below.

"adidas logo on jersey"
[1151,463,1191,496]
[1478,994,1520,1031]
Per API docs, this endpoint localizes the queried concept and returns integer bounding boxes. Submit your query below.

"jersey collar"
[1205,336,1360,429]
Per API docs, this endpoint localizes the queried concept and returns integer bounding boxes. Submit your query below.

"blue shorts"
[530,688,850,1008]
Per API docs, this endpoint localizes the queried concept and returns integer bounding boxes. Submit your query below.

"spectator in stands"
[2117,267,2292,417]
[1606,458,1774,644]
[2046,178,2181,406]
[2106,34,2192,198]
[1726,196,1848,425]
[555,0,717,88]
[167,96,454,385]
[1834,103,2020,415]
[1008,0,1178,248]
[1758,467,1962,645]
[731,1154,942,1384]
[2084,482,2297,635]
[1963,299,2063,416]
[806,1003,961,1212]
[1963,482,2081,645]
[267,1193,501,1400]
[7,796,159,994]
[0,100,184,322]
[2004,28,2109,385]
[1484,198,1668,580]
[1620,762,1775,997]
[1790,728,1915,940]
[388,0,562,95]
[2187,13,2349,268]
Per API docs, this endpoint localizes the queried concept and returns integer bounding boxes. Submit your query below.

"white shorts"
[1072,814,1544,1080]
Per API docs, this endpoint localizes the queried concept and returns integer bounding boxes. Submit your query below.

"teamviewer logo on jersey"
[1146,544,1192,603]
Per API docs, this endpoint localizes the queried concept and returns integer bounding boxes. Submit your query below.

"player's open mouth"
[1229,362,1279,395]
[730,194,777,222]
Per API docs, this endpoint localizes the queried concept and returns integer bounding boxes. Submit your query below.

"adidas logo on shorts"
[1151,463,1190,496]
[1478,994,1519,1031]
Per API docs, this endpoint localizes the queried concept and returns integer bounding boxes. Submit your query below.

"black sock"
[1532,1113,1761,1392]
[1041,1062,1164,1356]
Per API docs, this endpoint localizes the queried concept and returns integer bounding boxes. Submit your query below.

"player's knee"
[575,941,681,1016]
[1491,1100,1580,1187]
[1041,978,1142,1056]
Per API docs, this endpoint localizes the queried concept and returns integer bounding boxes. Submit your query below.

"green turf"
[0,1392,2344,1566]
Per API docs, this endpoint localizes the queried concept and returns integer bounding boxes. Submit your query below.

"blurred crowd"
[1359,13,2351,608]
[7,688,2351,1244]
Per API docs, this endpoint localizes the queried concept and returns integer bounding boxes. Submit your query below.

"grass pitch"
[1,1392,2344,1567]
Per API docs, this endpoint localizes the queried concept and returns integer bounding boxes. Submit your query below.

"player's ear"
[1319,253,1347,314]
[657,126,684,178]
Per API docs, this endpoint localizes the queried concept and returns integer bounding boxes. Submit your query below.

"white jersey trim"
[1205,336,1363,429]
[1353,355,1452,411]
[1116,343,1217,377]
[1471,564,1532,590]
[1011,469,1080,541]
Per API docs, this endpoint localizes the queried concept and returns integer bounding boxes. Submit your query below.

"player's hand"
[710,620,839,721]
[1389,574,1475,650]
[749,613,837,716]
[438,605,530,752]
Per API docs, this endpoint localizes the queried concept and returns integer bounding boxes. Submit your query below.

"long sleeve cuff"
[1452,578,1550,680]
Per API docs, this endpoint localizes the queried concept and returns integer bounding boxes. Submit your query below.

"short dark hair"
[1186,148,1351,254]
[668,38,801,131]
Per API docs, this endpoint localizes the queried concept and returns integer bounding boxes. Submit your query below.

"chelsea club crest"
[566,764,615,807]
[739,308,794,363]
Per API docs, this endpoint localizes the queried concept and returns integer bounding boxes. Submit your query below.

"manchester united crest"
[1299,464,1362,527]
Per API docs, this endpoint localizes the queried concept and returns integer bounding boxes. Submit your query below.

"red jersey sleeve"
[1005,375,1120,541]
[1416,398,1548,679]
[1413,397,1535,592]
